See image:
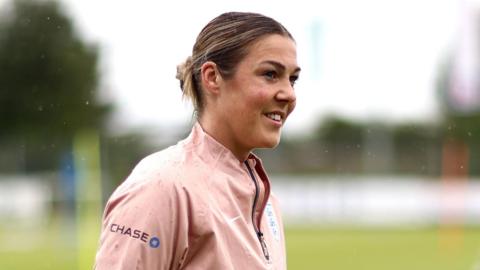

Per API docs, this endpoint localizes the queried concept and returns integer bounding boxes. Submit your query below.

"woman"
[95,11,300,269]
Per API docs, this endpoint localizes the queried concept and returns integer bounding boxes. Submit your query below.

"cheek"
[247,89,270,109]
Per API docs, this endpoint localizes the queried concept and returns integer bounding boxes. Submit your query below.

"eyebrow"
[261,60,301,74]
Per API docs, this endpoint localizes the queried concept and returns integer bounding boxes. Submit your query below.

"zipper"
[244,160,270,262]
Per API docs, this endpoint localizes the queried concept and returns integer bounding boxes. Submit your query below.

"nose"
[275,80,296,104]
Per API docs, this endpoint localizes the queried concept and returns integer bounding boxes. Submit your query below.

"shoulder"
[105,142,211,214]
[121,146,181,189]
[115,141,193,190]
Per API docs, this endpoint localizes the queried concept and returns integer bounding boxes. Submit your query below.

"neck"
[198,117,250,162]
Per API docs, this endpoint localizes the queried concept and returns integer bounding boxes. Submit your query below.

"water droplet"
[468,132,472,137]
[46,16,50,20]
[38,106,43,111]
[85,101,89,105]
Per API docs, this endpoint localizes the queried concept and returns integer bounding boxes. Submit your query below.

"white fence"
[272,175,480,227]
[0,175,51,227]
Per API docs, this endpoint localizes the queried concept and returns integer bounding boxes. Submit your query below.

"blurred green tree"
[0,0,110,172]
[314,116,364,143]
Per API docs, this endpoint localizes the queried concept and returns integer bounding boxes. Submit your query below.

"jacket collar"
[183,122,260,170]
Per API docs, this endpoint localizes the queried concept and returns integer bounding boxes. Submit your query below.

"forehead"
[243,34,298,70]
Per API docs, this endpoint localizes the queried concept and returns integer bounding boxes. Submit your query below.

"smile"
[265,113,282,122]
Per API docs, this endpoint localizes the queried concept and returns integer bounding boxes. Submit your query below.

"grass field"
[1,221,480,270]
[286,226,480,270]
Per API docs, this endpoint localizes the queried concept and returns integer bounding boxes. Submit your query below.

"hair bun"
[176,56,193,91]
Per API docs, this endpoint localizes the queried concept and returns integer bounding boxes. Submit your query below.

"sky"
[5,0,479,136]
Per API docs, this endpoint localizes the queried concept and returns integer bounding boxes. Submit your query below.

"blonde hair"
[176,12,293,117]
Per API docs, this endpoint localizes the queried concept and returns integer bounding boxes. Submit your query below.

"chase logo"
[110,223,160,249]
[149,237,160,248]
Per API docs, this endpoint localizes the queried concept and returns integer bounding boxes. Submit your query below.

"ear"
[200,61,221,95]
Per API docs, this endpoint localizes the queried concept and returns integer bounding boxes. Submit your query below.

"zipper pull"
[257,232,270,261]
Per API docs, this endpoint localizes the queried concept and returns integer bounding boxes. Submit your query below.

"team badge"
[264,200,280,241]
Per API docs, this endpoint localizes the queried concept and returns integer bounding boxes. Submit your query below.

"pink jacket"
[94,123,287,269]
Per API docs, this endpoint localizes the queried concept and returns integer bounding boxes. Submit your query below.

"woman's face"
[213,34,300,159]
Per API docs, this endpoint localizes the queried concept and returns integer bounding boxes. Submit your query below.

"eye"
[289,75,299,86]
[263,70,278,80]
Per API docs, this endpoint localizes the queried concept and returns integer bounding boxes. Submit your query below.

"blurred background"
[1,0,480,269]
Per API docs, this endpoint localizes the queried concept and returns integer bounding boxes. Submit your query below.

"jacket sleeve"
[94,174,190,270]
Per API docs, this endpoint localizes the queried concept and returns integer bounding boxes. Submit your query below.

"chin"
[259,135,281,149]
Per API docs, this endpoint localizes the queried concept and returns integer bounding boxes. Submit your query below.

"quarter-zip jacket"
[94,123,287,270]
